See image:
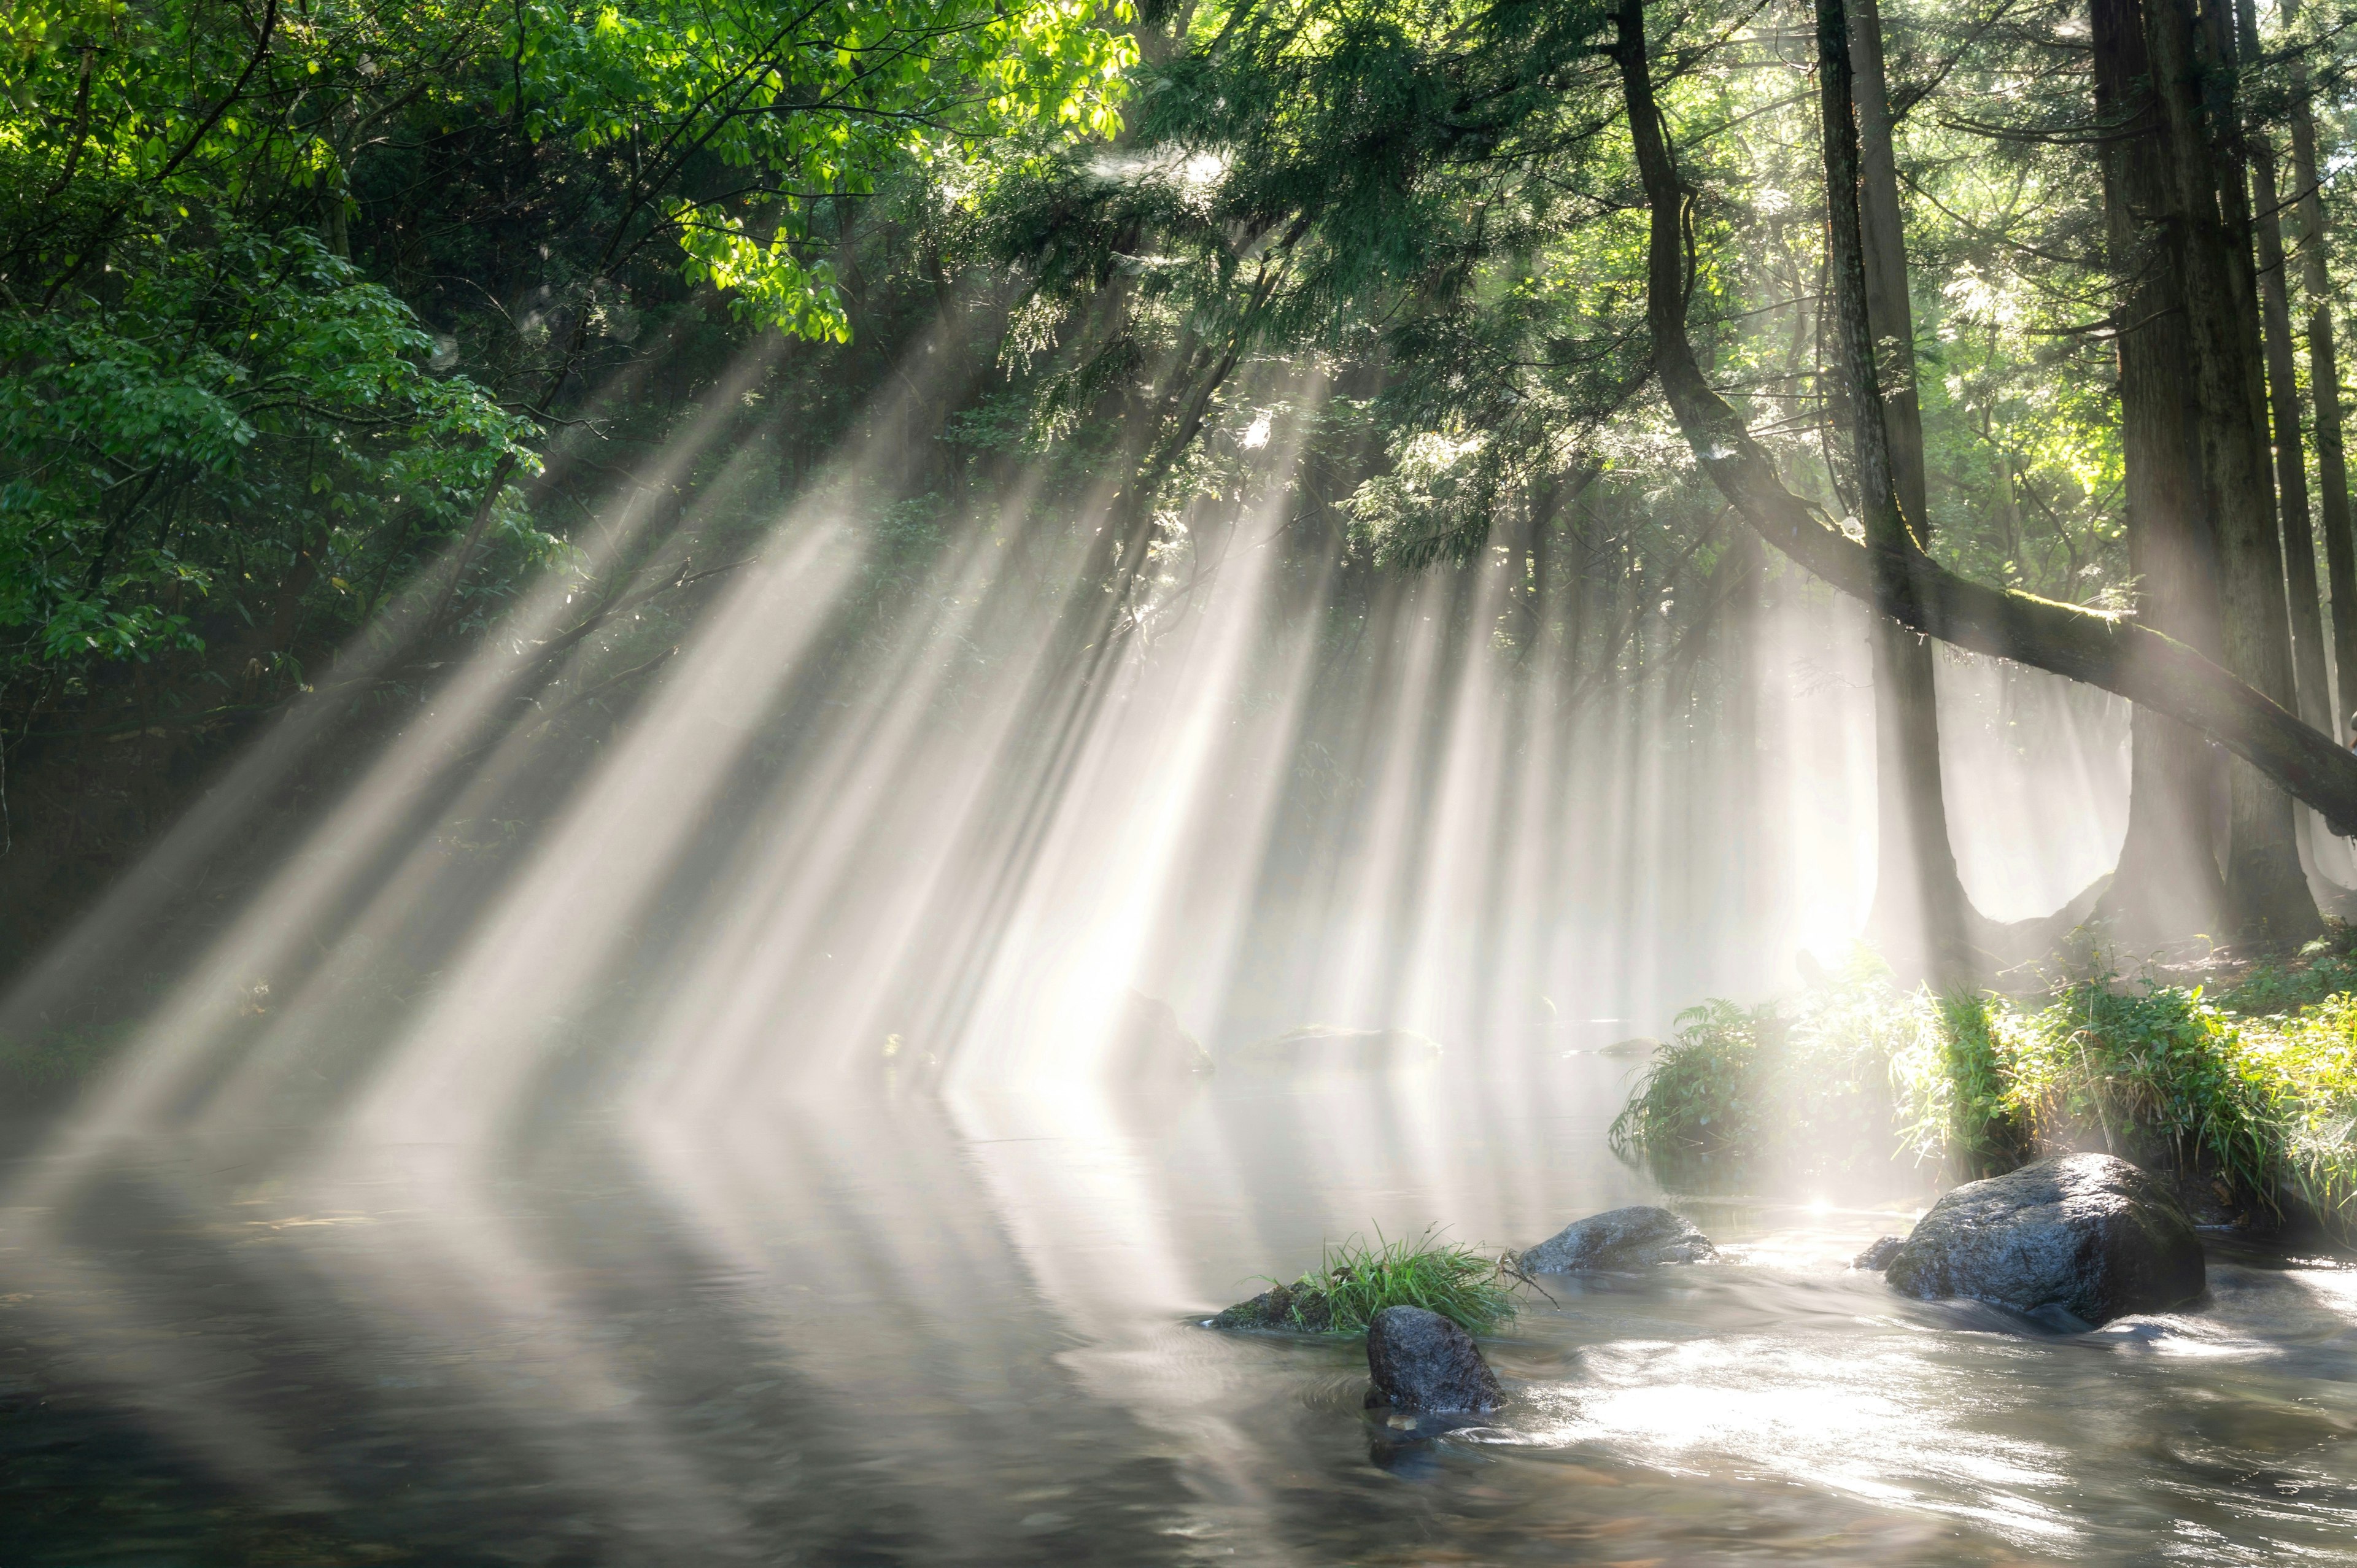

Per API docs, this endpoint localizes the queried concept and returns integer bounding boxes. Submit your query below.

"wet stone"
[1363,1306,1503,1415]
[1854,1235,1905,1271]
[1516,1205,1716,1273]
[1107,991,1215,1082]
[1884,1152,2205,1327]
[1209,1281,1333,1332]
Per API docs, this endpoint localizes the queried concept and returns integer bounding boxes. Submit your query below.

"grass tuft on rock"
[1212,1227,1519,1335]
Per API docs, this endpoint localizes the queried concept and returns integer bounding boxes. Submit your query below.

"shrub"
[1611,954,1933,1191]
[1607,998,1764,1162]
[1611,951,2357,1235]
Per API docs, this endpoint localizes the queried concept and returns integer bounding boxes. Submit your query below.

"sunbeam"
[9,0,2357,1561]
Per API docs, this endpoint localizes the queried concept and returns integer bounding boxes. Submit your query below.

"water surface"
[3,1057,2353,1566]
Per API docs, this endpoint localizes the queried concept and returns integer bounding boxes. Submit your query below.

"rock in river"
[1517,1205,1716,1272]
[1106,990,1215,1081]
[1364,1306,1504,1415]
[1884,1152,2204,1327]
[1853,1235,1904,1271]
[1209,1280,1333,1332]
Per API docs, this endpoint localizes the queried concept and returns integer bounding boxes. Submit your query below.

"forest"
[4,0,2357,1561]
[14,0,2357,951]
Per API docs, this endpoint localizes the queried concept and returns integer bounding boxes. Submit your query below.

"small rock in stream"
[1884,1152,2204,1327]
[1107,990,1215,1080]
[1516,1205,1716,1272]
[1853,1235,1905,1271]
[1364,1306,1504,1415]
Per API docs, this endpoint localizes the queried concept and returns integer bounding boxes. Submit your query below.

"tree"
[2090,0,2230,938]
[1846,0,1980,984]
[2284,0,2357,740]
[1612,0,2357,852]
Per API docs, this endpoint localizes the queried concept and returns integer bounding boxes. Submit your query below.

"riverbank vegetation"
[1610,940,2357,1234]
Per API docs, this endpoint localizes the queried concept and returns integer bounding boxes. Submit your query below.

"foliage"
[1239,1227,1520,1335]
[1612,956,2357,1235]
[1607,997,1764,1162]
[1994,983,2286,1213]
[0,0,1144,933]
[0,223,546,675]
[1610,955,1923,1187]
[1898,995,2029,1180]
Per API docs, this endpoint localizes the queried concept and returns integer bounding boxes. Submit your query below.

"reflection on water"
[3,1058,2353,1566]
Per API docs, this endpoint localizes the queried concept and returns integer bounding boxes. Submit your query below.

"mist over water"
[7,366,2347,1567]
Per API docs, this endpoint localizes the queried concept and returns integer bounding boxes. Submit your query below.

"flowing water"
[3,1054,2353,1567]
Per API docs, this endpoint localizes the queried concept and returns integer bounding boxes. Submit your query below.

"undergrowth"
[1609,940,2357,1235]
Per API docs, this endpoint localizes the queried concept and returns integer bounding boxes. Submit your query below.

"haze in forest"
[4,0,2357,1562]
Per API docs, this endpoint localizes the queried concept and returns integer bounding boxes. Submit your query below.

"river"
[3,1054,2352,1565]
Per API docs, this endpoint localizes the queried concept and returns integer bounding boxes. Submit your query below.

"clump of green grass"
[1214,1227,1519,1335]
[1607,998,1763,1164]
[1902,994,2029,1178]
[1610,955,1921,1188]
[1609,948,2357,1236]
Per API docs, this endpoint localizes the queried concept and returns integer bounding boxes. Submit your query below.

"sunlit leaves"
[0,226,541,671]
[509,0,1136,336]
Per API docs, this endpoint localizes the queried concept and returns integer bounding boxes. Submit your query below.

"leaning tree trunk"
[1608,0,2357,844]
[1846,0,1977,984]
[2285,0,2357,735]
[2143,0,2318,939]
[2091,0,2231,940]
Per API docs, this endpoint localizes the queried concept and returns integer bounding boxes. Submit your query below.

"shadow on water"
[2,1057,2354,1566]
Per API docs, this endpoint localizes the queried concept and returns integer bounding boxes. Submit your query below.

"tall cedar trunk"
[2235,0,2333,741]
[1609,0,2357,838]
[2092,0,2231,937]
[2286,0,2357,736]
[2143,0,2318,938]
[1846,0,1976,983]
[1814,0,1940,922]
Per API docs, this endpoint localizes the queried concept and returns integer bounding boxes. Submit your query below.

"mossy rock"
[1210,1280,1336,1332]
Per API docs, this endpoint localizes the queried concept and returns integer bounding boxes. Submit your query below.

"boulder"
[1364,1306,1504,1415]
[1884,1153,2204,1327]
[1853,1235,1904,1271]
[1106,991,1215,1080]
[1517,1205,1716,1272]
[1220,1024,1441,1073]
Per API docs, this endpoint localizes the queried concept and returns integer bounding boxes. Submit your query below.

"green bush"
[1610,951,2357,1234]
[1606,998,1764,1161]
[1611,954,1925,1189]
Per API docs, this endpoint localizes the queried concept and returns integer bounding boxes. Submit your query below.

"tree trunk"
[2286,0,2357,736]
[2235,0,2332,738]
[1609,0,2357,843]
[2143,0,2318,938]
[2091,0,2230,938]
[1843,0,1977,983]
